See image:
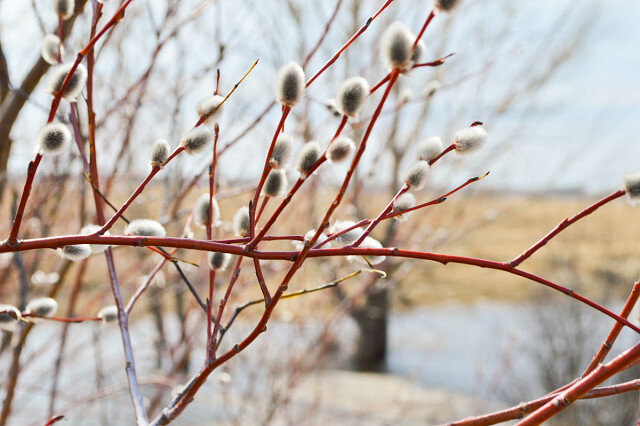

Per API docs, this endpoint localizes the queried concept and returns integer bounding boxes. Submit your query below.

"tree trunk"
[352,287,389,371]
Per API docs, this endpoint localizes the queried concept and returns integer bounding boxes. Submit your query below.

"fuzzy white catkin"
[26,297,58,317]
[42,34,64,65]
[392,193,417,222]
[233,206,250,237]
[623,173,640,206]
[417,136,443,163]
[336,77,369,116]
[31,270,59,287]
[276,62,305,106]
[150,139,170,167]
[47,63,87,100]
[292,229,329,250]
[124,219,166,237]
[264,169,288,197]
[57,244,91,261]
[0,305,21,330]
[180,127,212,154]
[208,251,231,271]
[324,99,342,117]
[197,95,224,125]
[98,305,118,323]
[327,137,355,163]
[399,89,413,104]
[194,194,221,227]
[348,237,386,265]
[410,39,426,65]
[296,141,321,177]
[434,0,461,13]
[270,134,293,168]
[54,0,75,19]
[381,22,414,70]
[36,122,71,155]
[453,126,487,154]
[80,224,109,254]
[402,161,429,190]
[331,220,364,245]
[424,80,441,97]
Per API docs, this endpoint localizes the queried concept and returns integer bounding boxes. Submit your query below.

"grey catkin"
[233,206,250,237]
[53,0,75,19]
[623,172,640,206]
[98,306,118,323]
[124,219,166,237]
[264,169,288,197]
[47,63,87,100]
[150,139,171,167]
[417,136,443,163]
[331,220,364,245]
[208,251,231,271]
[276,62,305,106]
[453,125,487,154]
[42,34,64,65]
[194,193,220,227]
[180,127,212,154]
[434,0,462,13]
[0,305,21,330]
[57,244,91,261]
[392,193,417,222]
[26,297,58,317]
[410,39,426,65]
[270,134,293,168]
[347,237,386,265]
[381,22,414,70]
[402,161,429,190]
[335,77,369,116]
[80,224,109,254]
[197,95,225,125]
[327,137,355,163]
[296,141,321,177]
[36,123,71,156]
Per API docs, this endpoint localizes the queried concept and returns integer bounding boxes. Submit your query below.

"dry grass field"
[396,193,640,306]
[3,180,636,313]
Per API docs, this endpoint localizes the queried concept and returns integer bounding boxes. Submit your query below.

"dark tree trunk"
[352,287,389,371]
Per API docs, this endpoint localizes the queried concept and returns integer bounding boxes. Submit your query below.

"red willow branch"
[205,125,219,362]
[583,278,640,375]
[509,189,625,267]
[248,107,290,237]
[125,215,194,314]
[446,378,640,426]
[305,0,396,86]
[153,30,406,422]
[81,2,148,423]
[369,53,455,94]
[216,267,383,349]
[316,173,488,248]
[474,277,640,425]
[154,4,445,410]
[516,340,640,425]
[351,184,409,246]
[6,231,637,338]
[97,61,258,236]
[247,114,349,249]
[6,0,137,244]
[209,257,243,361]
[195,59,259,127]
[301,0,345,68]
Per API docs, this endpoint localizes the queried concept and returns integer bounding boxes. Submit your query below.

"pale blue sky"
[1,0,638,195]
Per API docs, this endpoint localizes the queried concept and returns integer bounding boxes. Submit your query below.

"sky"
[0,0,639,195]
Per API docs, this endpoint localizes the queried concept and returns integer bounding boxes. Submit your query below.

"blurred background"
[0,0,639,424]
